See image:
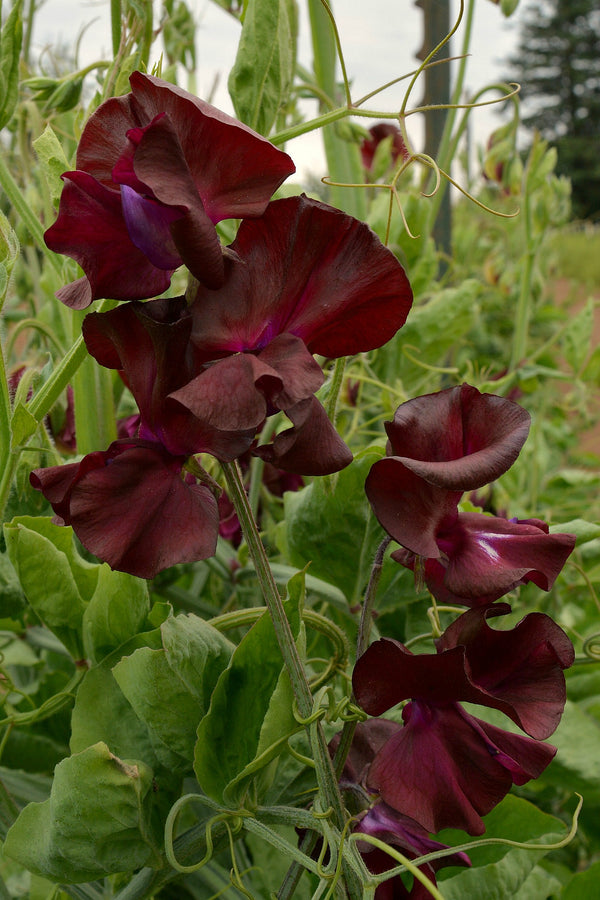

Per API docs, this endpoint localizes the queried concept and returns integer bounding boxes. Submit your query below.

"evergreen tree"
[507,0,600,218]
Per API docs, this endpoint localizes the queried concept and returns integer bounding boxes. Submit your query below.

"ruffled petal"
[438,606,574,740]
[440,512,576,599]
[366,702,554,835]
[252,396,353,475]
[44,172,174,305]
[365,457,460,558]
[31,442,219,579]
[384,385,531,490]
[189,195,412,358]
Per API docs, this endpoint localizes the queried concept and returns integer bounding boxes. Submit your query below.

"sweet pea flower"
[31,299,254,578]
[44,72,295,309]
[172,194,413,475]
[355,802,470,899]
[353,604,573,834]
[365,385,576,603]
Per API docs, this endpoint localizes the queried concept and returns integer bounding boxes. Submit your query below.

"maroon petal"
[353,638,492,716]
[438,606,574,740]
[366,702,554,835]
[440,512,576,599]
[44,172,174,305]
[365,457,461,558]
[252,396,353,475]
[257,333,324,408]
[32,442,219,579]
[125,114,225,289]
[390,550,501,607]
[189,195,412,358]
[170,354,277,432]
[126,72,295,221]
[356,802,470,899]
[383,385,531,491]
[329,718,403,785]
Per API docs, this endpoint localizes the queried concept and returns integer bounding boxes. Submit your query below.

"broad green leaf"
[282,448,385,603]
[228,0,297,135]
[549,518,600,545]
[3,518,99,658]
[32,125,71,209]
[438,794,567,899]
[0,551,25,617]
[0,0,22,130]
[562,860,600,899]
[538,700,600,802]
[70,630,165,768]
[3,742,160,881]
[82,566,150,663]
[112,614,234,768]
[194,577,303,806]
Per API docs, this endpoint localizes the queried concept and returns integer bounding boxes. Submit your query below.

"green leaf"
[0,208,19,311]
[282,447,385,602]
[70,632,165,768]
[3,517,100,658]
[562,860,600,899]
[0,0,23,130]
[32,125,71,209]
[563,298,594,374]
[228,0,296,135]
[112,614,234,769]
[537,700,600,802]
[0,550,25,617]
[438,794,567,899]
[194,579,303,807]
[3,742,160,881]
[82,566,150,663]
[549,518,600,545]
[10,401,38,448]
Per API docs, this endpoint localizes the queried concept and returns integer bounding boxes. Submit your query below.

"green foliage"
[194,577,303,807]
[3,742,160,881]
[228,0,297,135]
[0,0,22,130]
[438,794,569,898]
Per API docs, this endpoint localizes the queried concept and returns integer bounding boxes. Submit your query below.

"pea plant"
[1,1,599,898]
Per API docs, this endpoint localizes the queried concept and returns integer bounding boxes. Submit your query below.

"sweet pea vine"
[13,63,580,900]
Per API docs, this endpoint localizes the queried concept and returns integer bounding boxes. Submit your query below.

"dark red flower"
[44,72,295,308]
[366,385,575,603]
[352,605,572,834]
[361,124,410,174]
[30,299,253,578]
[30,441,219,579]
[172,194,413,475]
[355,802,470,899]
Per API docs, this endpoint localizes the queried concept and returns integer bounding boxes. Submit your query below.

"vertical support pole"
[415,0,452,262]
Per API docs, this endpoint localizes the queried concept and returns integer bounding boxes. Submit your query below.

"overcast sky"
[31,0,527,178]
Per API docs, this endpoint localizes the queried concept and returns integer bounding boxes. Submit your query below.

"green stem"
[221,460,363,900]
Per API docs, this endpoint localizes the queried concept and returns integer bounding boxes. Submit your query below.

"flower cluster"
[32,74,413,578]
[365,384,576,605]
[341,385,576,891]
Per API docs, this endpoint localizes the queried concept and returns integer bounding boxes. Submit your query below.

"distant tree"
[507,0,600,219]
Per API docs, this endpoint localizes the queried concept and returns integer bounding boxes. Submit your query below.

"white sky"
[31,0,526,180]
